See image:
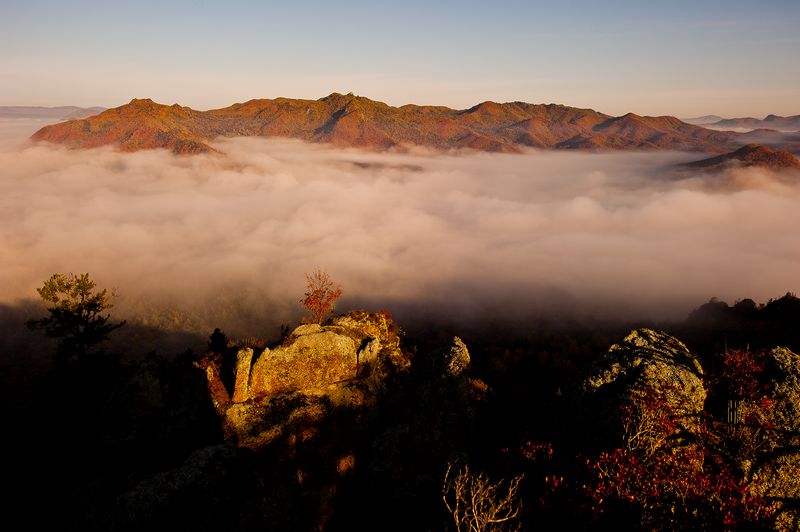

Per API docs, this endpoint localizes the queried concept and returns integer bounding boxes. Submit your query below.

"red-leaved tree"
[301,268,343,324]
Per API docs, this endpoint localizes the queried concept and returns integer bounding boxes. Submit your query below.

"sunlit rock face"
[239,311,404,401]
[249,329,358,398]
[195,311,408,448]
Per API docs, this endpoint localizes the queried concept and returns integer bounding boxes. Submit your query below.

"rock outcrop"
[104,312,490,530]
[248,326,358,398]
[231,348,253,403]
[760,348,800,436]
[581,328,706,450]
[436,336,471,379]
[740,347,800,530]
[415,336,482,451]
[175,311,488,530]
[195,311,408,448]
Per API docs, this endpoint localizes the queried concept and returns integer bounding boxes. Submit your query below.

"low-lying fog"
[1,121,798,337]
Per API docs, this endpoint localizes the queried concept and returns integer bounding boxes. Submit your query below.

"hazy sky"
[1,1,799,117]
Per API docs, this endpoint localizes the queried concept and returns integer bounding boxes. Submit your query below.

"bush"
[300,268,343,324]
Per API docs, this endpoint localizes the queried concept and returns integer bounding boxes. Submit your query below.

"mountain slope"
[31,93,743,155]
[682,144,800,173]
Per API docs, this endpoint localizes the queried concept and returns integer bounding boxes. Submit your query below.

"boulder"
[238,311,405,401]
[738,347,800,454]
[195,311,410,444]
[187,312,415,528]
[408,336,483,458]
[231,348,253,403]
[249,330,358,397]
[437,336,471,379]
[582,328,706,450]
[763,347,800,434]
[740,347,800,530]
[750,449,800,532]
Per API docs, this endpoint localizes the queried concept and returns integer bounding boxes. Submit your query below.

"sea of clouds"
[1,121,798,337]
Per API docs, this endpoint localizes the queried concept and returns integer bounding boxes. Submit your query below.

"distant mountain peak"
[0,105,106,120]
[682,115,725,126]
[322,92,358,102]
[129,98,156,106]
[471,101,501,110]
[708,114,800,132]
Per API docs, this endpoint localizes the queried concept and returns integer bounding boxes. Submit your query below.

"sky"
[1,0,799,118]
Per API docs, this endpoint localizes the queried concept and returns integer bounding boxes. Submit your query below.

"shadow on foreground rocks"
[104,311,488,531]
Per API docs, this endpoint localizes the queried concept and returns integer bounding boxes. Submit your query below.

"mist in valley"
[1,122,799,347]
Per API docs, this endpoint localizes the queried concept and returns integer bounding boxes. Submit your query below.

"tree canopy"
[27,272,125,362]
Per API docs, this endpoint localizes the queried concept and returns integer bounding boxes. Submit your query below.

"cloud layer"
[1,127,799,336]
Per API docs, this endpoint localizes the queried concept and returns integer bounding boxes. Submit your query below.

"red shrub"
[301,268,343,324]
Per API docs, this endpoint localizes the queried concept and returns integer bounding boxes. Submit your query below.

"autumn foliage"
[301,268,343,324]
[721,348,768,399]
[517,349,780,530]
[582,445,775,528]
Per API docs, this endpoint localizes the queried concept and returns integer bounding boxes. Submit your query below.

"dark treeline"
[1,292,799,530]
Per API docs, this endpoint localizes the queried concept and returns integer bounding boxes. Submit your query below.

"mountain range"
[31,93,748,155]
[0,106,106,120]
[682,115,725,126]
[697,114,800,132]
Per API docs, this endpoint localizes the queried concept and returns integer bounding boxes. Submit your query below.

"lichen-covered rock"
[194,355,231,415]
[249,331,357,398]
[749,448,800,532]
[237,311,406,401]
[187,312,415,529]
[739,347,800,530]
[582,328,706,449]
[751,449,800,497]
[290,323,324,337]
[737,347,800,455]
[585,329,704,395]
[329,311,399,349]
[438,336,471,379]
[185,312,492,530]
[195,311,411,445]
[763,347,800,434]
[231,348,253,403]
[407,336,482,462]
